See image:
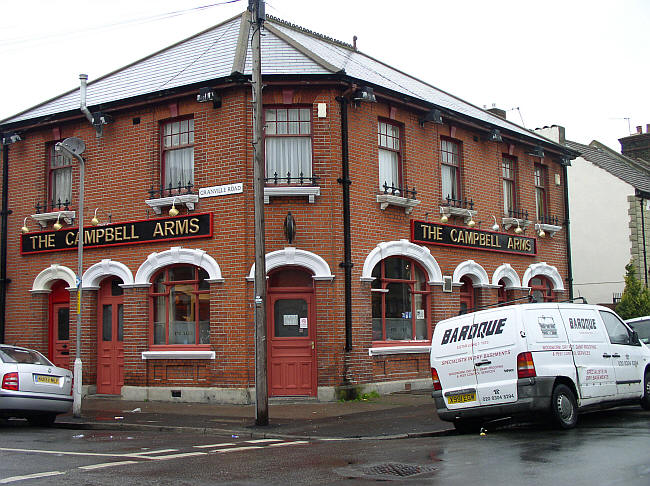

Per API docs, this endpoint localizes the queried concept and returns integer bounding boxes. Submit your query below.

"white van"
[430,303,650,431]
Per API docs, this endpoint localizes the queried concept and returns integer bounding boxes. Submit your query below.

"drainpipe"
[79,74,93,124]
[0,143,10,343]
[336,95,353,353]
[641,198,648,287]
[562,164,573,300]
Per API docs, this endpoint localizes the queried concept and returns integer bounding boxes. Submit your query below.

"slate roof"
[566,139,650,196]
[0,11,562,149]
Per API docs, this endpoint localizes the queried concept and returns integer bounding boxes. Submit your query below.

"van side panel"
[559,306,617,398]
[430,313,479,411]
[471,308,521,406]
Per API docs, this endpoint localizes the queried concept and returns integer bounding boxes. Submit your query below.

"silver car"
[627,316,650,345]
[0,344,73,426]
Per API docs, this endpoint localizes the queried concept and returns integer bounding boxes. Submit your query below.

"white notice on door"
[284,314,299,326]
[299,318,308,329]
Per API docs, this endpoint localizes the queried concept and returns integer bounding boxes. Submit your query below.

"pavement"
[56,387,455,440]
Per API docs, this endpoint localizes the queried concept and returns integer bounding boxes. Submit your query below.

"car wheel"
[550,384,578,429]
[453,419,481,434]
[27,413,56,427]
[641,370,650,411]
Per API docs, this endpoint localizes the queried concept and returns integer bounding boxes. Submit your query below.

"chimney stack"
[486,104,506,120]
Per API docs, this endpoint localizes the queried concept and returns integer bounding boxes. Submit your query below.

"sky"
[1,0,649,151]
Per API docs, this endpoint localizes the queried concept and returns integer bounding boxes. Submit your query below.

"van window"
[600,311,632,345]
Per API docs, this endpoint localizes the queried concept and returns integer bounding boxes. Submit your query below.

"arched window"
[150,264,210,346]
[459,276,475,315]
[530,276,555,302]
[371,257,430,342]
[497,278,512,306]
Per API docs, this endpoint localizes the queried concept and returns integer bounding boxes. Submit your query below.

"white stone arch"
[522,262,565,291]
[31,264,76,292]
[246,247,334,281]
[134,247,224,285]
[82,259,134,289]
[360,239,442,284]
[492,264,522,289]
[453,260,491,287]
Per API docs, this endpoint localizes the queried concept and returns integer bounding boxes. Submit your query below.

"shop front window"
[530,276,555,302]
[150,264,210,345]
[371,257,429,342]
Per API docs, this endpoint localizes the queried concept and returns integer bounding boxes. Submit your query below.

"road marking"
[214,446,263,453]
[0,448,125,458]
[268,441,309,447]
[79,461,139,470]
[130,449,178,456]
[0,471,64,483]
[193,442,235,449]
[246,439,282,444]
[149,452,207,460]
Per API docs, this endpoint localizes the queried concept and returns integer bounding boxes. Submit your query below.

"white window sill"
[440,206,476,223]
[369,345,431,356]
[502,217,531,231]
[141,350,215,360]
[377,194,420,214]
[145,194,199,215]
[32,210,75,228]
[264,186,320,204]
[536,222,562,237]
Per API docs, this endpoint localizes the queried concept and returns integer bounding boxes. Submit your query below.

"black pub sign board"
[21,213,213,255]
[411,220,536,256]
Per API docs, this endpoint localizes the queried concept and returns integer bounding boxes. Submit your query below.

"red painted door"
[49,280,70,369]
[268,293,316,397]
[96,278,124,395]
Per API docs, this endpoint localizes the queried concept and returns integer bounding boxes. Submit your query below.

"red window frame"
[377,119,403,191]
[530,276,555,302]
[502,155,517,215]
[149,264,210,348]
[47,143,72,207]
[534,163,548,220]
[160,117,194,189]
[459,276,476,315]
[440,137,461,201]
[371,256,430,344]
[263,106,313,183]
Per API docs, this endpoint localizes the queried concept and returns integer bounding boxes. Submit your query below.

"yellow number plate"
[35,375,60,385]
[447,392,476,404]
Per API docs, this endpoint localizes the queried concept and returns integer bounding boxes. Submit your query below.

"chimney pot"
[637,125,643,134]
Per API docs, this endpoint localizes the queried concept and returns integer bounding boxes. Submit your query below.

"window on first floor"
[48,143,72,208]
[150,264,209,345]
[534,163,548,220]
[162,118,194,190]
[371,257,429,342]
[529,275,554,303]
[265,107,312,183]
[441,138,461,201]
[502,155,517,214]
[378,120,401,191]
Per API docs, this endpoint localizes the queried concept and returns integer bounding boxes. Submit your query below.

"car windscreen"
[0,347,52,365]
[629,319,650,344]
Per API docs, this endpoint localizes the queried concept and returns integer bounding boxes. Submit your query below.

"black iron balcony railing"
[381,182,417,199]
[265,171,320,186]
[148,181,194,199]
[538,214,561,226]
[507,208,529,221]
[35,199,71,214]
[442,196,474,210]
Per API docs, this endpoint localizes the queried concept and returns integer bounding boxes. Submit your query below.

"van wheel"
[641,370,650,411]
[453,419,481,434]
[550,384,577,429]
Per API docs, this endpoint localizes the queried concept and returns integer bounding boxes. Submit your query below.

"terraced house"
[0,11,577,403]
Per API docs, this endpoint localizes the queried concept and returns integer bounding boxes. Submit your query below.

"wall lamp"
[169,197,180,217]
[53,212,64,231]
[197,87,222,109]
[91,208,111,226]
[487,128,503,142]
[466,209,475,228]
[440,213,448,223]
[491,215,500,232]
[537,223,546,238]
[352,86,376,105]
[1,131,22,145]
[419,108,443,126]
[21,217,32,234]
[514,220,523,234]
[528,145,545,158]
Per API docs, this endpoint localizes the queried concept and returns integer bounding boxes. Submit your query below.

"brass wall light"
[21,217,31,234]
[91,208,112,226]
[169,197,180,217]
[514,220,523,234]
[466,209,475,228]
[491,216,500,232]
[440,213,449,224]
[53,212,64,231]
[537,223,546,238]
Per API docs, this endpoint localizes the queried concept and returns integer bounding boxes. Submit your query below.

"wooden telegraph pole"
[250,0,268,426]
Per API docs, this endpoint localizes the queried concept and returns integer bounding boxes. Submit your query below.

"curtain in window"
[265,137,312,179]
[503,179,514,213]
[378,148,399,191]
[51,167,72,205]
[441,165,457,200]
[165,147,194,187]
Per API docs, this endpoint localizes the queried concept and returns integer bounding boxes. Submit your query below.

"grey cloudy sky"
[1,0,648,151]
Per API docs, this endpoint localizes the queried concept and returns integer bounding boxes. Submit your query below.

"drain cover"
[336,462,437,481]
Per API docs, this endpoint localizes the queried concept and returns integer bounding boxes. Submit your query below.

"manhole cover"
[336,462,438,481]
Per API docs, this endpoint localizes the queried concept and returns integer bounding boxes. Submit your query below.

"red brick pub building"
[0,12,577,403]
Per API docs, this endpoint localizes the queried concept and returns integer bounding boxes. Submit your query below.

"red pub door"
[49,281,71,369]
[96,278,124,395]
[267,268,316,397]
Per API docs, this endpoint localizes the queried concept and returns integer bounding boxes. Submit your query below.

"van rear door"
[471,307,519,406]
[431,313,479,411]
